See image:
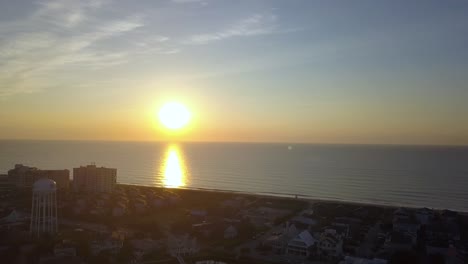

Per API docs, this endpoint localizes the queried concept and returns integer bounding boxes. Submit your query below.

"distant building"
[73,164,117,193]
[0,174,12,192]
[8,164,70,189]
[35,170,70,190]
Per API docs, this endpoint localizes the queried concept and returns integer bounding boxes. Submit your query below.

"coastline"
[116,183,468,214]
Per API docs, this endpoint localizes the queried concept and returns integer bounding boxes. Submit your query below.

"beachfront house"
[318,229,344,259]
[393,208,411,220]
[286,230,317,257]
[383,231,414,253]
[267,222,300,253]
[392,218,419,244]
[415,208,434,225]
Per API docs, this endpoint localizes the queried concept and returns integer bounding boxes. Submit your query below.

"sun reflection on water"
[161,144,187,188]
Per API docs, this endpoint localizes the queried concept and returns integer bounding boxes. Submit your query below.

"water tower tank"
[30,178,58,236]
[33,178,57,192]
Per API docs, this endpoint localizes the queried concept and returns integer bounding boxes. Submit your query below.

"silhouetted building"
[8,164,70,189]
[73,164,117,193]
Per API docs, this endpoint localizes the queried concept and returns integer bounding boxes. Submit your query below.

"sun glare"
[162,145,186,188]
[158,102,191,130]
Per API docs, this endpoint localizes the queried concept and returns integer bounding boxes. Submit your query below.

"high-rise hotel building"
[73,164,117,193]
[8,164,70,190]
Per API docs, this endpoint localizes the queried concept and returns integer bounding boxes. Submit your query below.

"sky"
[0,0,467,145]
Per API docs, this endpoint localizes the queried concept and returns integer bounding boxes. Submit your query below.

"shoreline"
[116,183,468,214]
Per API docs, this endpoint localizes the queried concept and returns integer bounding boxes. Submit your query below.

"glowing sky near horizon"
[0,0,467,145]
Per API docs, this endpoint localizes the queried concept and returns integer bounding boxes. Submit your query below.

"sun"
[158,102,191,130]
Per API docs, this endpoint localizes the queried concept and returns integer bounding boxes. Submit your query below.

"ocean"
[1,140,467,211]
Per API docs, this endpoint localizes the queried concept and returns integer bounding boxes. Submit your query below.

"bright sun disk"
[158,102,191,130]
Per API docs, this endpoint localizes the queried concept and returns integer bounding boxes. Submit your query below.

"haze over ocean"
[1,140,467,211]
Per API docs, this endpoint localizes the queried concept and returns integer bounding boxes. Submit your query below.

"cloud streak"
[0,1,291,97]
[186,13,278,44]
[0,0,173,97]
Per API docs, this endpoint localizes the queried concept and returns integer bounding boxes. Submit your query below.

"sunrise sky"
[1,0,467,145]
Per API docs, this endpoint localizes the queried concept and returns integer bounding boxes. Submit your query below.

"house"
[192,222,213,237]
[190,209,207,218]
[0,209,28,226]
[415,208,434,225]
[318,229,344,259]
[224,225,238,239]
[96,198,107,207]
[90,238,123,255]
[39,256,83,264]
[392,218,419,244]
[393,208,411,221]
[244,206,291,228]
[331,222,351,239]
[54,241,77,257]
[73,206,84,215]
[164,192,180,204]
[134,199,147,213]
[441,210,458,223]
[76,199,86,207]
[339,256,387,264]
[383,231,413,253]
[131,238,162,259]
[112,203,126,217]
[426,221,461,242]
[221,197,244,208]
[168,234,199,256]
[290,216,318,231]
[286,230,317,257]
[436,244,465,264]
[266,222,300,253]
[152,196,166,208]
[333,217,362,235]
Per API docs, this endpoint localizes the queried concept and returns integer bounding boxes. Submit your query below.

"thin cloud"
[35,0,110,28]
[172,0,207,3]
[186,13,278,44]
[0,0,174,97]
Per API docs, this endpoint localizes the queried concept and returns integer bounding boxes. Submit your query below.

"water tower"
[30,178,58,236]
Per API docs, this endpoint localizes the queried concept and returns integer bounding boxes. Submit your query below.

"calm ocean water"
[1,140,467,211]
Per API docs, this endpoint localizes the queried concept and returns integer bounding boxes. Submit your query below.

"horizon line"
[0,138,467,148]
